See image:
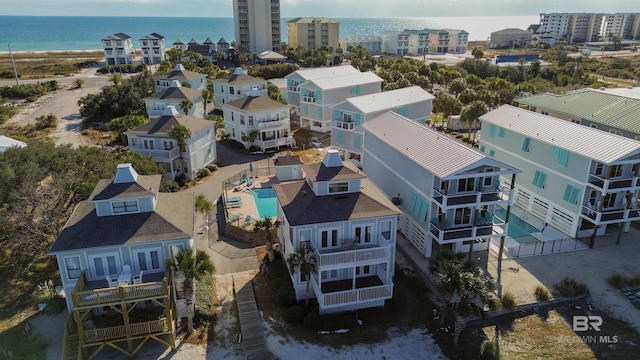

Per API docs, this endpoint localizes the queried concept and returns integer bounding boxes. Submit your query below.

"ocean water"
[0,15,539,52]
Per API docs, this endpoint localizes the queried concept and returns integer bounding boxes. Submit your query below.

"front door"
[89,253,120,279]
[134,248,164,273]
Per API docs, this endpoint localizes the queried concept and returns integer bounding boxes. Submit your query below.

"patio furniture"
[132,271,143,284]
[244,215,253,223]
[226,196,242,203]
[117,268,132,285]
[106,275,118,288]
[228,213,243,222]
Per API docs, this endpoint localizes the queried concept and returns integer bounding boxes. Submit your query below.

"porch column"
[497,173,516,298]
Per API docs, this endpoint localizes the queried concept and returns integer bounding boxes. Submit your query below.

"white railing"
[315,238,391,268]
[303,96,317,103]
[334,120,354,130]
[256,119,289,130]
[128,146,180,161]
[258,136,294,150]
[489,238,587,259]
[318,283,394,307]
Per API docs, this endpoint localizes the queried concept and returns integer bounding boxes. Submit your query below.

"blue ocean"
[0,15,539,52]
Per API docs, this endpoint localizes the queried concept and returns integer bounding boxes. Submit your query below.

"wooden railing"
[71,270,167,308]
[84,319,168,343]
[61,314,78,360]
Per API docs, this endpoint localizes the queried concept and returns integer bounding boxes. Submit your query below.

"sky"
[3,0,639,18]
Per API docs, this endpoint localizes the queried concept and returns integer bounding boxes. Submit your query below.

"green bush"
[554,277,589,297]
[302,311,322,332]
[534,285,552,301]
[501,292,516,309]
[195,274,214,322]
[478,339,499,360]
[276,285,296,307]
[35,113,58,130]
[608,273,627,289]
[284,305,308,324]
[197,168,210,178]
[206,164,218,172]
[159,180,179,192]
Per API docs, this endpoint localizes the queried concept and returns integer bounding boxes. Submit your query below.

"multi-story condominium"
[287,17,340,51]
[479,105,640,244]
[446,29,469,53]
[330,86,434,166]
[298,71,383,133]
[273,150,402,314]
[102,33,134,65]
[429,29,451,53]
[489,28,533,49]
[380,31,410,55]
[50,163,194,358]
[515,88,640,140]
[338,37,382,55]
[233,0,281,53]
[222,88,294,151]
[537,13,604,45]
[603,13,640,40]
[285,65,361,115]
[139,33,165,65]
[172,38,187,51]
[362,111,520,258]
[212,67,267,110]
[125,106,216,181]
[144,81,204,119]
[403,30,431,55]
[153,63,207,92]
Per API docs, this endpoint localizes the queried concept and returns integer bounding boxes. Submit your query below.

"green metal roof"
[515,89,640,134]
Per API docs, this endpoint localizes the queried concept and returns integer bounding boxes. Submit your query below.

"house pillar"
[497,173,516,298]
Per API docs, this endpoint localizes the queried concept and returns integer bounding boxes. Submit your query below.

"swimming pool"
[494,208,540,244]
[253,188,278,219]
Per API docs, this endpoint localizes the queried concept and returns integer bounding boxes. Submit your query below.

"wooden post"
[497,173,516,298]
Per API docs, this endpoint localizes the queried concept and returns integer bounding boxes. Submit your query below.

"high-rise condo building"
[233,0,282,54]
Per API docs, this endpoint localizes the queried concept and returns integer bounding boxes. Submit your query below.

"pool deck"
[502,205,566,244]
[224,175,280,227]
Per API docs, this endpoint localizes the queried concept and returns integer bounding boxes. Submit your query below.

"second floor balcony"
[432,187,509,208]
[581,203,640,224]
[255,118,289,130]
[129,144,180,162]
[587,174,638,193]
[314,234,392,270]
[334,120,355,130]
[429,215,504,244]
[302,96,317,103]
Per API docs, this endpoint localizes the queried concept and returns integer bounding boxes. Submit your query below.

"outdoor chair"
[244,215,253,223]
[106,275,118,288]
[132,271,143,285]
[228,213,243,222]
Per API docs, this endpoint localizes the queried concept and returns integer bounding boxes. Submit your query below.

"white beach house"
[213,67,267,110]
[139,33,166,65]
[145,81,204,120]
[102,33,134,65]
[153,64,207,93]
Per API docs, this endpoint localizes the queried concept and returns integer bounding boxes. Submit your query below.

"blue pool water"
[495,208,540,244]
[253,188,278,219]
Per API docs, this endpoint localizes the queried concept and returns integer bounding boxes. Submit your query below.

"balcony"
[334,120,354,130]
[311,273,393,314]
[256,118,289,130]
[581,204,640,224]
[288,86,299,92]
[587,174,637,192]
[256,136,294,150]
[315,235,392,269]
[302,96,317,103]
[432,188,508,208]
[429,217,502,244]
[129,145,180,161]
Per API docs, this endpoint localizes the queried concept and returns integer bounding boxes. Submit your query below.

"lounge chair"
[244,215,253,223]
[228,213,243,222]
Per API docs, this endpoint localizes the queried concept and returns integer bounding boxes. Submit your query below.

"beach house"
[479,105,640,245]
[222,88,294,152]
[297,71,383,133]
[330,86,434,167]
[273,150,402,314]
[213,67,267,110]
[50,163,194,358]
[102,33,134,65]
[362,111,521,258]
[139,33,165,65]
[145,81,204,119]
[172,38,187,51]
[153,63,207,93]
[125,106,216,181]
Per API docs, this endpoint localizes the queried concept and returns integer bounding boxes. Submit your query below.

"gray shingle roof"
[155,66,204,81]
[304,161,366,182]
[515,88,640,134]
[91,175,159,201]
[480,105,640,164]
[147,86,202,101]
[125,112,212,136]
[273,178,401,226]
[103,33,131,41]
[363,111,520,179]
[224,95,289,112]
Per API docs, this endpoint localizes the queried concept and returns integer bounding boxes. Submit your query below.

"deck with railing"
[312,274,394,310]
[71,271,168,309]
[315,237,392,269]
[128,146,180,161]
[84,319,168,342]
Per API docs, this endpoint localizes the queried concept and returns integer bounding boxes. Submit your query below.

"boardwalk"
[233,271,278,360]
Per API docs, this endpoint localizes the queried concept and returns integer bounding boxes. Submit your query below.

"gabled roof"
[516,88,640,134]
[139,33,164,40]
[332,86,434,114]
[304,155,366,182]
[273,178,401,226]
[363,111,520,179]
[147,81,202,100]
[203,37,215,45]
[188,37,200,45]
[301,72,382,91]
[224,94,289,112]
[218,37,229,44]
[259,50,286,60]
[214,67,265,85]
[285,65,360,81]
[103,33,131,41]
[491,28,531,35]
[480,105,640,164]
[126,107,212,136]
[173,38,186,45]
[154,63,204,81]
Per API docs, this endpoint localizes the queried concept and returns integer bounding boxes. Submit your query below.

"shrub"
[35,113,58,130]
[478,339,499,360]
[608,273,627,289]
[175,174,187,187]
[501,292,516,308]
[534,285,552,301]
[302,311,322,332]
[276,285,296,307]
[284,305,308,324]
[554,277,589,297]
[249,145,261,153]
[206,164,218,172]
[159,180,179,192]
[197,168,210,179]
[627,275,640,287]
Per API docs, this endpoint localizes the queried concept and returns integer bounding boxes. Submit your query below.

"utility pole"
[8,44,19,85]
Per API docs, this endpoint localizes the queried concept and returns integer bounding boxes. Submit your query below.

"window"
[65,257,81,279]
[458,178,475,192]
[231,112,234,122]
[230,86,235,95]
[248,115,254,126]
[90,254,119,278]
[134,248,162,272]
[521,137,531,152]
[112,200,138,214]
[609,129,623,136]
[489,150,495,157]
[163,140,174,150]
[240,115,245,125]
[498,127,505,137]
[532,170,547,189]
[479,145,485,153]
[603,193,617,208]
[488,124,496,138]
[553,147,569,167]
[595,163,604,176]
[483,168,493,187]
[381,220,392,240]
[328,182,348,193]
[355,226,372,244]
[610,165,623,177]
[320,229,338,248]
[562,184,581,204]
[454,208,472,225]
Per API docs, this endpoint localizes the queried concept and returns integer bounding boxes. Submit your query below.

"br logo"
[572,316,602,331]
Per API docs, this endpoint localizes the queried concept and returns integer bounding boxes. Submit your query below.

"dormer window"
[112,200,138,214]
[329,182,349,193]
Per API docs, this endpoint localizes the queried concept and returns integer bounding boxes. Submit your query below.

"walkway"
[233,271,278,360]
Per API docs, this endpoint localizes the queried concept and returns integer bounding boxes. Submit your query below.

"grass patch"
[534,285,552,301]
[554,277,589,297]
[607,273,640,289]
[0,51,102,79]
[500,292,516,309]
[0,322,48,360]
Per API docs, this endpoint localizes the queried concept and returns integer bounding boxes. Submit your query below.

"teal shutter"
[301,88,308,96]
[418,201,428,222]
[562,185,572,202]
[553,147,559,159]
[403,105,409,116]
[317,91,322,100]
[521,137,531,152]
[303,104,308,115]
[333,109,340,119]
[355,113,362,127]
[396,107,403,116]
[317,107,322,118]
[409,193,417,214]
[337,130,343,144]
[489,124,496,138]
[356,85,361,95]
[498,127,505,137]
[558,149,569,167]
[354,134,362,149]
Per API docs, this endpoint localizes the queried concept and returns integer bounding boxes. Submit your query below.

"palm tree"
[460,100,488,144]
[286,246,318,308]
[168,124,192,177]
[429,251,500,346]
[168,248,215,333]
[179,99,194,115]
[110,73,123,85]
[252,216,281,261]
[201,89,213,118]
